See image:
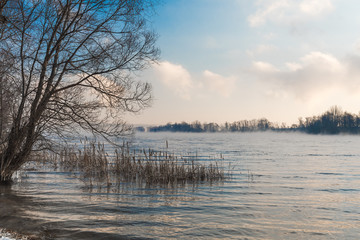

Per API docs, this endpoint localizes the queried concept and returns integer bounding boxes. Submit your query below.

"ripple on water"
[1,132,360,239]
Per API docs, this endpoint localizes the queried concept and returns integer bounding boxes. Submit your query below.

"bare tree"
[0,0,159,183]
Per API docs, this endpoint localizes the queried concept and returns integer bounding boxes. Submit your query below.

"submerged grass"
[45,140,226,187]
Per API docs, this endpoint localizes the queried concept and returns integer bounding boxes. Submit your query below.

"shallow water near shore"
[1,132,360,239]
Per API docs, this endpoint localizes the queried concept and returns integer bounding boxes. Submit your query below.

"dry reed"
[50,140,226,187]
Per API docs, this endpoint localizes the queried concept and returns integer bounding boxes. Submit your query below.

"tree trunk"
[0,173,13,185]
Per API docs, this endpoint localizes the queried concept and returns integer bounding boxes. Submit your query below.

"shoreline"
[0,229,37,240]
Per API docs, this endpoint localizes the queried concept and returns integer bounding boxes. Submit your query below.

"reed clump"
[53,141,226,186]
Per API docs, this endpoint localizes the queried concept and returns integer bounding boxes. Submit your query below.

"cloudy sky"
[127,0,360,125]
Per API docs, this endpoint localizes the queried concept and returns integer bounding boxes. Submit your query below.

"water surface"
[1,132,360,239]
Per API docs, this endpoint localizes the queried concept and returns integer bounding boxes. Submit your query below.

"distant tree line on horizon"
[138,106,360,134]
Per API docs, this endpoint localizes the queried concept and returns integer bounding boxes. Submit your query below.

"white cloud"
[300,0,334,16]
[248,0,334,27]
[247,44,276,57]
[202,70,236,97]
[285,62,302,71]
[248,0,289,27]
[353,38,360,53]
[299,51,344,72]
[253,61,279,73]
[251,51,360,101]
[154,61,193,100]
[153,61,236,99]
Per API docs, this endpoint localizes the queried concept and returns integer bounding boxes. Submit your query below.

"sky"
[126,0,360,126]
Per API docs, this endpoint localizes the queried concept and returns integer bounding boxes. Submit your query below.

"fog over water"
[1,132,360,239]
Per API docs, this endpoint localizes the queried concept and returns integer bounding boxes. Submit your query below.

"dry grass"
[49,140,226,187]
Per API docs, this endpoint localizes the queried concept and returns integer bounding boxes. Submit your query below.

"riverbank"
[0,229,35,240]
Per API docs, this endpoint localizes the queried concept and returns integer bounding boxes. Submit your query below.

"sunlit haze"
[126,0,360,126]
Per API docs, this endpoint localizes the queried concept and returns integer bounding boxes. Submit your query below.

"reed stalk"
[31,140,227,187]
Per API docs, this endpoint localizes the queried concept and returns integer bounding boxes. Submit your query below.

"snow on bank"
[1,237,16,240]
[0,229,27,240]
[0,230,14,240]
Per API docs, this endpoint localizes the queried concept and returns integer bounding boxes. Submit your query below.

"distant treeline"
[137,106,360,134]
[297,106,360,134]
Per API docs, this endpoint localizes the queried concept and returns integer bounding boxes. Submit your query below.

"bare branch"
[0,0,159,182]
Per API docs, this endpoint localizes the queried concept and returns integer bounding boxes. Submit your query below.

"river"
[1,132,360,239]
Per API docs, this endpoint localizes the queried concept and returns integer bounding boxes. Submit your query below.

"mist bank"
[137,106,360,135]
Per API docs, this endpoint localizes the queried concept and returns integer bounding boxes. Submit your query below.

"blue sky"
[127,0,360,125]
